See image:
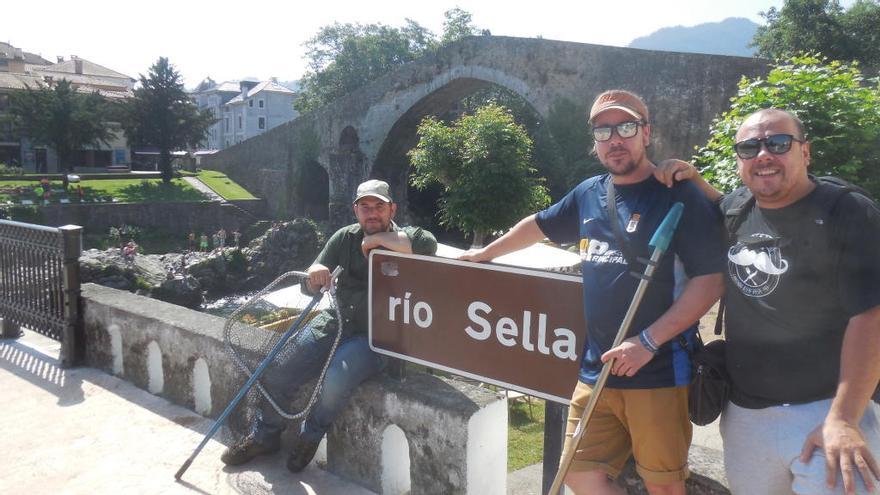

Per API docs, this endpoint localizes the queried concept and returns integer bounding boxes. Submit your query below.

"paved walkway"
[0,329,723,495]
[0,330,374,495]
[183,176,224,202]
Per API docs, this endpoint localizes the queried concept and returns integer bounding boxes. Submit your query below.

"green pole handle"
[648,202,684,252]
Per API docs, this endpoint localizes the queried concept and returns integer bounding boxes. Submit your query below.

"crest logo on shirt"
[626,213,640,233]
[727,233,789,297]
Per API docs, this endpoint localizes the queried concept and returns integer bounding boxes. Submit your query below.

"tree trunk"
[159,148,172,183]
[470,230,485,249]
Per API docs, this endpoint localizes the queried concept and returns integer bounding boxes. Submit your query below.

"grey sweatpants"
[721,398,880,495]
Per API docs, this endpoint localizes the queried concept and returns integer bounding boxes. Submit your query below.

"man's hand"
[361,232,413,258]
[600,336,654,377]
[800,417,880,494]
[654,159,699,187]
[458,247,492,263]
[307,263,331,292]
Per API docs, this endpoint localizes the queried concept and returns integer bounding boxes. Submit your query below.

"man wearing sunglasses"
[460,89,725,495]
[656,108,880,495]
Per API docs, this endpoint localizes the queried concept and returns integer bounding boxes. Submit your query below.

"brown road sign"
[369,250,586,404]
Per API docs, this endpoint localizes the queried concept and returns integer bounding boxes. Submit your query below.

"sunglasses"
[592,121,643,142]
[733,134,804,160]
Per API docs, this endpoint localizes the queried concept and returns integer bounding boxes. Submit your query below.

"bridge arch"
[370,72,548,239]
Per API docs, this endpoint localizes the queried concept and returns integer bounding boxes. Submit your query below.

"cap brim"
[353,193,392,203]
[591,105,643,122]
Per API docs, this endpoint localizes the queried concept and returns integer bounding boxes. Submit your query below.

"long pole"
[174,267,343,480]
[547,203,684,495]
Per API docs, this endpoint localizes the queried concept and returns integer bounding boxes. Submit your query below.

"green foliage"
[295,8,480,113]
[409,104,550,245]
[537,98,603,199]
[120,57,214,183]
[440,7,478,45]
[8,79,113,172]
[752,0,880,71]
[0,163,23,175]
[693,54,880,195]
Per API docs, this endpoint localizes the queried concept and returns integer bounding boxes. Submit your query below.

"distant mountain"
[628,17,759,57]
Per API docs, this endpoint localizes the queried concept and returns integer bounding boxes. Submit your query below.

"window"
[258,99,264,108]
[258,117,265,130]
[225,118,229,132]
[238,116,242,129]
[248,99,254,107]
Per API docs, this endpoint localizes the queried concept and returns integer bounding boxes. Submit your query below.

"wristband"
[639,329,660,354]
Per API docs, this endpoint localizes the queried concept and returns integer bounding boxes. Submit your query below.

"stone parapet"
[79,283,507,493]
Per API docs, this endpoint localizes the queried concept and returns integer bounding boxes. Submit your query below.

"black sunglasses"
[733,134,804,160]
[592,121,644,142]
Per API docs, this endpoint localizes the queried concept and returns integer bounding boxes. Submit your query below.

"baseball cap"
[353,179,393,203]
[589,90,649,123]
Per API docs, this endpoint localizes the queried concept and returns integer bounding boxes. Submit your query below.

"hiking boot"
[220,434,280,466]
[286,436,322,473]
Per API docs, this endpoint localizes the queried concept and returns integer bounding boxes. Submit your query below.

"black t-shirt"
[723,184,880,408]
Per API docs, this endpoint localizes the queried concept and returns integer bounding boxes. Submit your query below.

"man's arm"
[654,159,724,203]
[800,305,880,495]
[458,215,545,262]
[601,273,724,377]
[361,231,413,257]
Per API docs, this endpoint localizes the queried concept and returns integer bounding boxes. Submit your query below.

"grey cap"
[353,179,392,203]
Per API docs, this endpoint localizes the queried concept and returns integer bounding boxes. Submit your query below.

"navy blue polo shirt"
[536,174,724,388]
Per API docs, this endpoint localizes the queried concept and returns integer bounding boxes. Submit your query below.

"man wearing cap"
[221,179,437,472]
[460,90,725,494]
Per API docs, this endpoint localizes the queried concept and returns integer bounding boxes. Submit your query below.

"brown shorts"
[562,381,691,484]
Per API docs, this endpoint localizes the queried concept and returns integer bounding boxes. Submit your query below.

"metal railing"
[0,219,82,367]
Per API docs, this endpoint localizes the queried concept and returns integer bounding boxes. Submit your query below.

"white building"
[0,42,135,172]
[192,79,298,150]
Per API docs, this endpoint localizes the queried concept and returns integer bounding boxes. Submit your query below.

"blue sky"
[4,0,848,87]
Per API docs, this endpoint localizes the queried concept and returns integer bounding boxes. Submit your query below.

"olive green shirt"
[310,222,437,338]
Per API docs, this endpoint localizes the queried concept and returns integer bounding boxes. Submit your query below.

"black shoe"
[221,434,280,466]
[286,436,322,473]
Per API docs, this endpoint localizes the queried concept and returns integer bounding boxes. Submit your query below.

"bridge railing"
[0,219,83,367]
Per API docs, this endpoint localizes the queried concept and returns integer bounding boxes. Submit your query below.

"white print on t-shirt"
[579,238,627,265]
[727,233,789,297]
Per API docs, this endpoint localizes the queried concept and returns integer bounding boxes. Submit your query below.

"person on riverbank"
[220,179,437,472]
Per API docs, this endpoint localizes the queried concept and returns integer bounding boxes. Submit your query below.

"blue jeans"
[254,327,384,443]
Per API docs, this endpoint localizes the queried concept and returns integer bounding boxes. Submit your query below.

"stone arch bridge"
[202,36,767,226]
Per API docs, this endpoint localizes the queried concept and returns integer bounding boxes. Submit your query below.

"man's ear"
[641,123,651,147]
[389,202,398,218]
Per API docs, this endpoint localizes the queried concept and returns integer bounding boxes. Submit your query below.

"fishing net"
[223,269,343,425]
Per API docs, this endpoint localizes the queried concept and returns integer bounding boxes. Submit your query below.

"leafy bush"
[409,104,550,246]
[693,54,880,196]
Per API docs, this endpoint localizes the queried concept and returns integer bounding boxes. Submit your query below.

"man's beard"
[603,145,641,177]
[362,220,390,235]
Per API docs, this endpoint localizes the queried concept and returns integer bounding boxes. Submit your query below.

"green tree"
[752,0,880,71]
[295,8,482,113]
[409,104,550,247]
[9,79,113,172]
[120,57,214,183]
[693,54,880,196]
[440,7,478,45]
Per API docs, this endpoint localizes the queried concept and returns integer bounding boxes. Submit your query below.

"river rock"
[242,219,321,288]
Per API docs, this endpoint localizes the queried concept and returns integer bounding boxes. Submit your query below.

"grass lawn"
[196,170,256,200]
[508,396,547,472]
[0,178,204,203]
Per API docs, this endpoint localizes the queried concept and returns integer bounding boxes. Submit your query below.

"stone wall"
[10,199,265,234]
[80,283,507,494]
